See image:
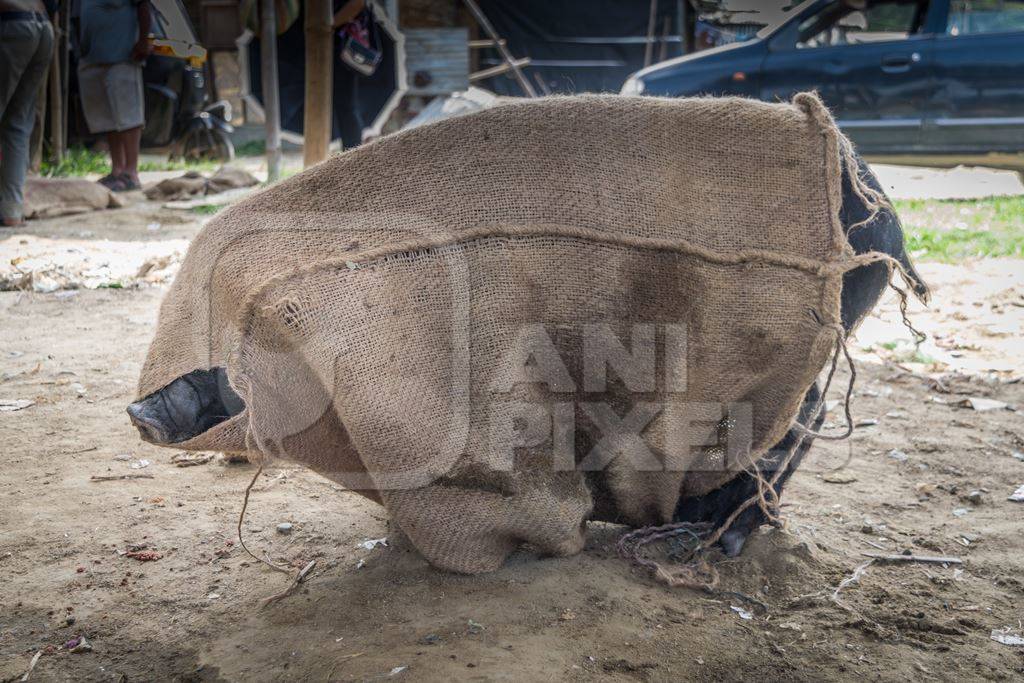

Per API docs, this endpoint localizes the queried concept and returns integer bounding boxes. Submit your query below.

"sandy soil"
[2,198,1023,682]
[871,164,1023,201]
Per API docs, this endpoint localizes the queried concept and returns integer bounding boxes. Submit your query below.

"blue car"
[622,0,1024,171]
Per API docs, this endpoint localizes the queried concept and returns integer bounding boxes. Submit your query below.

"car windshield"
[756,0,823,39]
[756,0,928,43]
[795,0,927,47]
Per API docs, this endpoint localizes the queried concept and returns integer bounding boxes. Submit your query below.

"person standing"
[0,0,53,226]
[77,0,151,191]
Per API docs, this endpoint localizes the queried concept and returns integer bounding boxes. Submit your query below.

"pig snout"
[127,368,243,445]
[126,397,175,444]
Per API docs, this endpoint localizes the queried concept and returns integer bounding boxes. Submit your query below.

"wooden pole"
[644,0,658,67]
[332,0,364,28]
[260,0,282,182]
[680,0,695,55]
[48,9,65,164]
[658,15,670,62]
[461,0,536,98]
[60,1,69,152]
[29,75,46,173]
[303,0,334,168]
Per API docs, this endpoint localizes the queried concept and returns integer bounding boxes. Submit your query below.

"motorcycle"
[145,0,234,161]
[69,0,235,162]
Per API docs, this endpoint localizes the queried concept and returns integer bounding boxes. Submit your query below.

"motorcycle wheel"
[179,126,235,164]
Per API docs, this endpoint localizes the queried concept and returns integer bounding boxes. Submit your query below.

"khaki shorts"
[78,62,145,134]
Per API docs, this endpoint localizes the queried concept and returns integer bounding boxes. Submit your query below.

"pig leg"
[672,153,928,555]
[672,384,823,556]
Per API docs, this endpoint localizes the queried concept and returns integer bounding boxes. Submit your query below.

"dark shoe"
[107,174,141,193]
[117,174,142,192]
[97,173,119,189]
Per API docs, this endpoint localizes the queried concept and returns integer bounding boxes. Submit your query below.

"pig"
[671,155,928,556]
[127,152,926,558]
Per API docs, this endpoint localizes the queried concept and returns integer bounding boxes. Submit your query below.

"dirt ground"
[2,196,1024,682]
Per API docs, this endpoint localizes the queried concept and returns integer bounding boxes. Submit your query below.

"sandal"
[115,174,142,192]
[105,174,141,193]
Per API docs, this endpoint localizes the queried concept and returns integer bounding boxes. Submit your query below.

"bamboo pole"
[303,0,334,167]
[658,15,670,63]
[60,2,69,159]
[260,0,283,181]
[48,9,65,164]
[680,0,695,55]
[461,0,536,98]
[29,76,46,173]
[643,0,658,67]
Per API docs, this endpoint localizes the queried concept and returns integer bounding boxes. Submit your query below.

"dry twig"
[61,446,98,455]
[260,560,317,608]
[89,474,154,482]
[20,650,42,681]
[236,465,318,608]
[831,559,875,611]
[861,552,962,565]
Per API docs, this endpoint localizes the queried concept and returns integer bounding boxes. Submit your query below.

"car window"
[796,0,924,48]
[947,0,1024,35]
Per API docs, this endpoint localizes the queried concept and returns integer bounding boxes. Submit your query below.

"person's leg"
[0,24,35,115]
[121,125,142,185]
[79,64,121,187]
[0,20,53,224]
[103,63,145,189]
[107,130,126,177]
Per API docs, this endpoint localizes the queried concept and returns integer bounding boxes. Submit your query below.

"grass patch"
[41,147,110,177]
[138,158,219,173]
[893,195,1024,261]
[41,146,219,177]
[870,339,936,365]
[235,139,266,157]
[190,204,223,216]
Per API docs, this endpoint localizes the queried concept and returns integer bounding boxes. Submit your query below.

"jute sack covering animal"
[143,167,260,202]
[135,92,893,573]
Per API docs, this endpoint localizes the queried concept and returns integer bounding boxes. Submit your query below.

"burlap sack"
[23,177,124,218]
[137,93,873,573]
[143,167,259,201]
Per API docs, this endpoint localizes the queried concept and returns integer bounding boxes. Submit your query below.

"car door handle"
[881,52,920,73]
